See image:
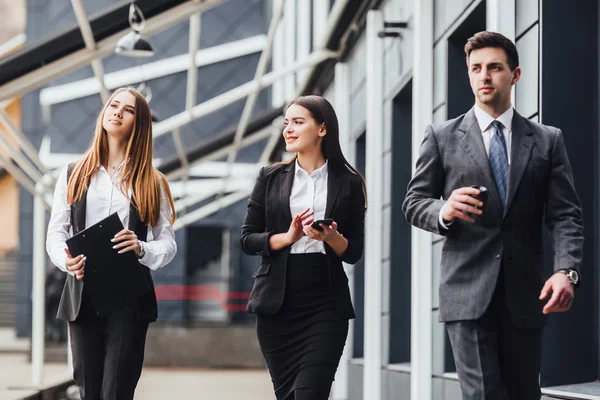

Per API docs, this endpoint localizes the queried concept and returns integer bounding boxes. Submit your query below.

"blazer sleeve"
[241,167,276,257]
[338,174,366,264]
[544,128,584,274]
[402,125,448,235]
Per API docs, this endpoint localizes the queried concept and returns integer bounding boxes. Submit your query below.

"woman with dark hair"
[241,95,366,400]
[46,87,177,400]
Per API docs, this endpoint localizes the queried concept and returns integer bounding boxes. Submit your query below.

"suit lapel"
[280,162,295,223]
[325,164,342,218]
[504,112,534,216]
[458,108,503,215]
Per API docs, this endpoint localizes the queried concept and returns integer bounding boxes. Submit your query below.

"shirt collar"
[295,159,329,179]
[473,104,514,133]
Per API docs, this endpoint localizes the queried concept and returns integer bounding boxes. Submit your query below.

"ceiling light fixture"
[115,3,154,57]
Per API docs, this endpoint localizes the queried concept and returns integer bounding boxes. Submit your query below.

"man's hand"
[539,272,574,314]
[441,187,483,223]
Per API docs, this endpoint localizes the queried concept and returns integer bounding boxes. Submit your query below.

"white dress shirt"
[473,104,513,164]
[46,164,177,273]
[289,159,328,254]
[439,105,514,228]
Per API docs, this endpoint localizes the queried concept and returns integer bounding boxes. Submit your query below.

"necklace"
[109,159,124,170]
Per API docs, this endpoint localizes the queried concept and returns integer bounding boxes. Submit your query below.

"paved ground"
[0,353,274,400]
[135,367,274,399]
[0,353,71,400]
[0,328,275,399]
[0,328,273,400]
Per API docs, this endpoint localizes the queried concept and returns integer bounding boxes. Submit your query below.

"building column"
[411,0,434,399]
[486,0,516,41]
[284,0,297,100]
[364,10,384,400]
[487,0,516,104]
[331,60,352,400]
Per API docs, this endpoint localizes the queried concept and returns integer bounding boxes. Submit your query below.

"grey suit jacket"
[402,108,584,328]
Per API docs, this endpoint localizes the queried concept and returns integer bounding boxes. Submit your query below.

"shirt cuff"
[438,203,454,230]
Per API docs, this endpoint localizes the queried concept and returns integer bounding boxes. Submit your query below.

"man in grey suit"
[402,31,583,399]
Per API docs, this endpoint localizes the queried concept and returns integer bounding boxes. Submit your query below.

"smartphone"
[470,185,488,215]
[310,218,334,232]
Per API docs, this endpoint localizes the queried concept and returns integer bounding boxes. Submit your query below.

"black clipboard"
[66,212,150,316]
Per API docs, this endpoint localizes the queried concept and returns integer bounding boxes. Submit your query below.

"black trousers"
[446,271,542,400]
[288,387,328,400]
[68,291,149,400]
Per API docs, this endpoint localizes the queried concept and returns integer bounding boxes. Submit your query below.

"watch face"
[569,270,580,284]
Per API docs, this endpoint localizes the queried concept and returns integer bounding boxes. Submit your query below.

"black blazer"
[241,161,366,319]
[56,164,158,322]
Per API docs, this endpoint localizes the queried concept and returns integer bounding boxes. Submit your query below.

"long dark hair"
[286,95,367,207]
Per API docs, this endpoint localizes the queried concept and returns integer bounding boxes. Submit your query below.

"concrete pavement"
[135,368,274,399]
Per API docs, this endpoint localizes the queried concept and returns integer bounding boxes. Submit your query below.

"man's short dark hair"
[464,31,519,70]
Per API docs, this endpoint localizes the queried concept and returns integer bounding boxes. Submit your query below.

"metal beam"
[0,34,26,58]
[171,127,189,170]
[71,0,110,103]
[0,149,36,196]
[153,49,337,138]
[184,161,260,178]
[219,0,285,197]
[260,0,347,161]
[0,112,44,183]
[173,190,251,231]
[165,125,272,180]
[186,13,201,112]
[0,0,227,102]
[39,34,266,106]
[295,0,348,96]
[172,177,256,212]
[0,106,48,175]
[258,117,284,163]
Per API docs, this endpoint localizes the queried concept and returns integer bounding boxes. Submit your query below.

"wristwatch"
[137,240,146,259]
[557,269,580,286]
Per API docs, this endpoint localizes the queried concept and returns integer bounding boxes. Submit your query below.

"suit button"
[495,254,501,259]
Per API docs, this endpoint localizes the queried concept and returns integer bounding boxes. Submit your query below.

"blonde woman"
[46,87,177,400]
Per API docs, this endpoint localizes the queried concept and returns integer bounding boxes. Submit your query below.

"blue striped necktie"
[489,120,509,207]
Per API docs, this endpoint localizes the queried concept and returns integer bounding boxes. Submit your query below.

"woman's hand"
[302,220,339,243]
[112,229,141,255]
[64,248,85,280]
[285,208,314,246]
[303,221,349,257]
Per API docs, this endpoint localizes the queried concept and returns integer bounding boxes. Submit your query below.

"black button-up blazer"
[241,161,366,319]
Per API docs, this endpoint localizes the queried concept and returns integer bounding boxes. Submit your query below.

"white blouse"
[46,164,177,273]
[289,160,328,254]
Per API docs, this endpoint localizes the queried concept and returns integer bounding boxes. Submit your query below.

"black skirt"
[256,253,349,400]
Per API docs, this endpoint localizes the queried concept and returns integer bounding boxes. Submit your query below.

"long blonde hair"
[67,87,176,226]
